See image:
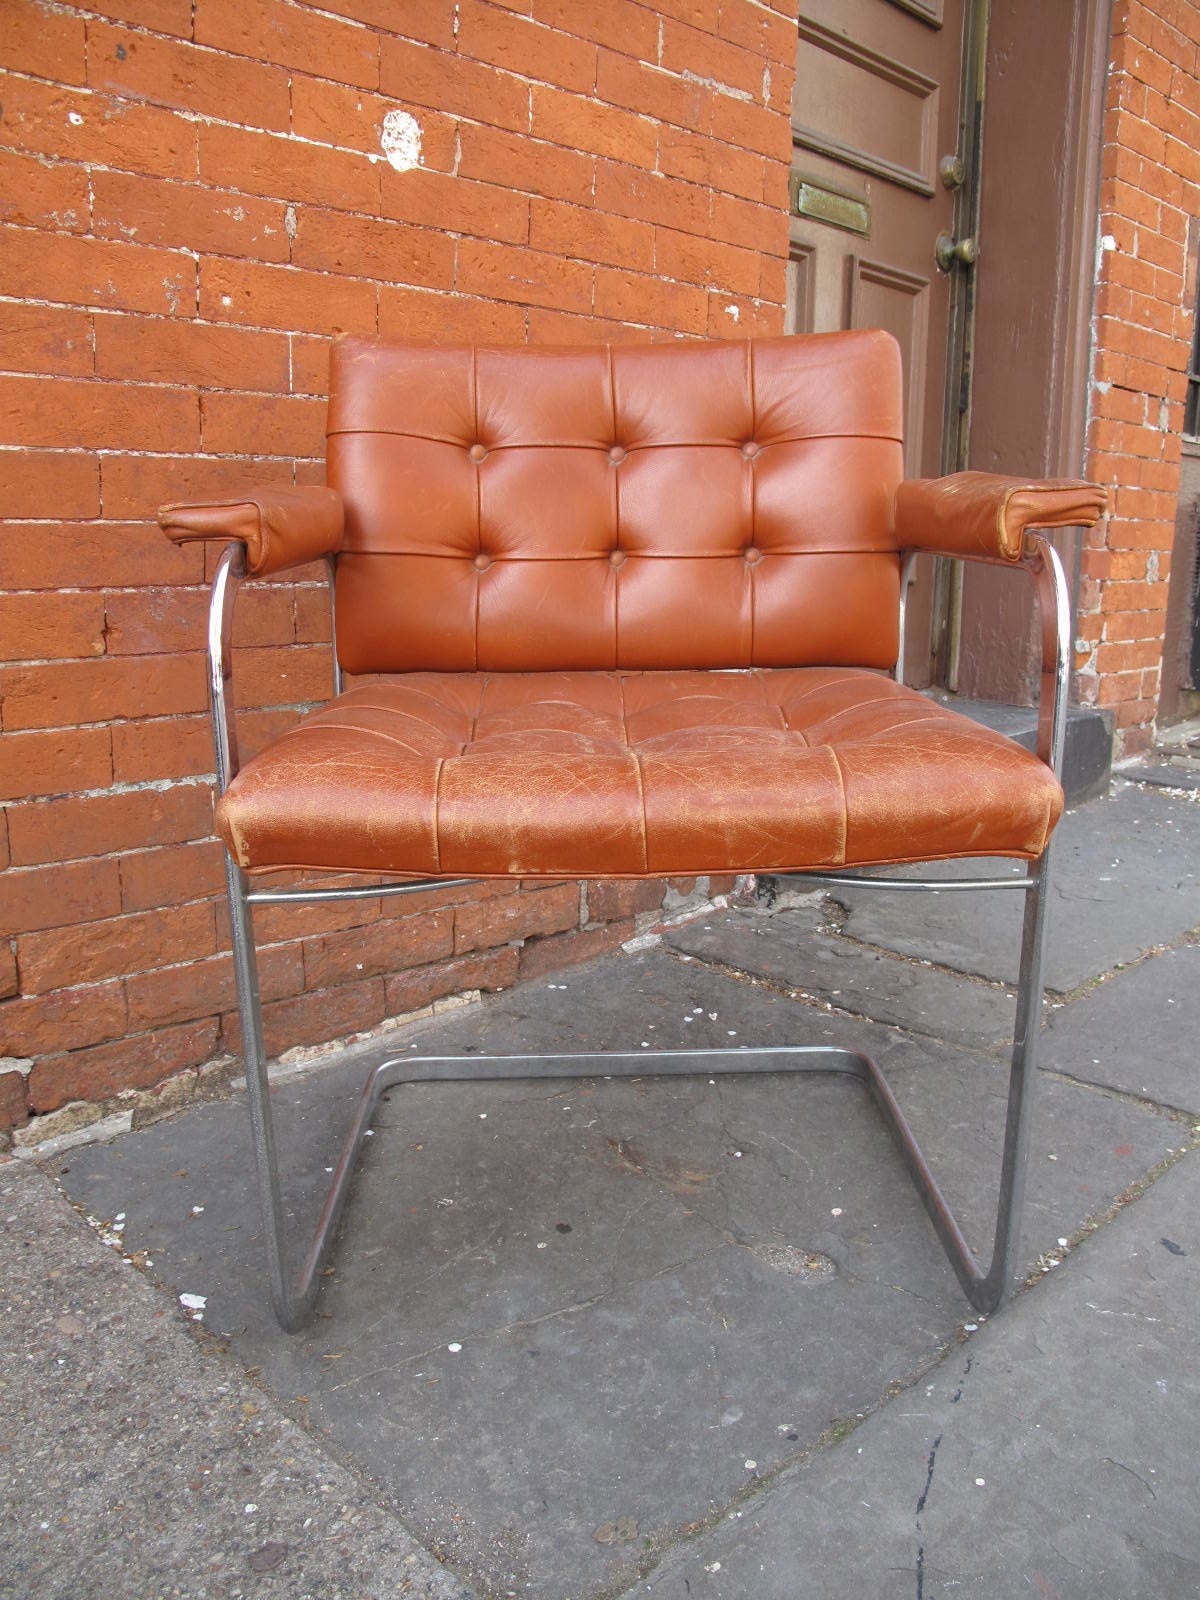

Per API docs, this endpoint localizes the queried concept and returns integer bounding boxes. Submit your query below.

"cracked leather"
[182,330,1104,880]
[215,667,1063,876]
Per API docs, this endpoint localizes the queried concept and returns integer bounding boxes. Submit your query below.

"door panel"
[789,0,964,478]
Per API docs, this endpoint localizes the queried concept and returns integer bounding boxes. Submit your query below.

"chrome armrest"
[207,543,341,798]
[897,534,1071,779]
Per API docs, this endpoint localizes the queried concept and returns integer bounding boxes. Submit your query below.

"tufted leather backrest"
[326,330,905,675]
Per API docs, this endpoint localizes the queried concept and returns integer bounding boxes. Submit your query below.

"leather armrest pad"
[894,472,1107,562]
[158,485,344,576]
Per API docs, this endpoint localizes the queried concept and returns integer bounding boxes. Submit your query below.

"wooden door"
[789,0,973,682]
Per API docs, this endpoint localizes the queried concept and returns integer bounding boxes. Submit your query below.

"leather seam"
[430,755,444,874]
[825,744,850,866]
[471,345,481,671]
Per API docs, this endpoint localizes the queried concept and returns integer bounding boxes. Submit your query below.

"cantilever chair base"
[229,845,1054,1335]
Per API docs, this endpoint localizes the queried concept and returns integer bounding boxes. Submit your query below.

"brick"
[0,75,197,181]
[0,592,106,663]
[0,149,90,233]
[302,906,454,988]
[518,918,633,979]
[383,944,519,1014]
[105,584,296,658]
[710,189,789,254]
[532,83,657,168]
[457,238,593,312]
[291,207,456,288]
[2,979,128,1057]
[0,226,196,318]
[128,942,302,1032]
[234,643,333,708]
[380,284,533,343]
[291,77,456,165]
[0,1070,27,1132]
[0,374,199,454]
[26,1017,220,1115]
[0,941,16,1000]
[313,0,456,46]
[587,879,665,922]
[86,21,292,133]
[110,714,217,784]
[379,38,530,133]
[0,857,122,937]
[716,0,796,62]
[199,258,378,337]
[655,227,762,295]
[709,93,792,161]
[290,335,333,397]
[456,2,598,94]
[94,315,291,392]
[530,1,660,62]
[20,902,216,995]
[100,455,293,520]
[456,123,596,205]
[0,521,201,592]
[120,838,225,914]
[198,122,380,214]
[0,453,99,520]
[0,726,113,804]
[595,265,710,332]
[79,0,192,34]
[200,391,327,459]
[92,171,291,263]
[597,51,712,131]
[380,167,531,246]
[595,159,710,235]
[0,653,206,732]
[529,197,653,271]
[660,17,768,101]
[524,308,638,342]
[2,0,87,85]
[249,974,386,1058]
[8,783,215,869]
[194,0,380,89]
[0,304,93,377]
[454,882,579,953]
[659,126,768,201]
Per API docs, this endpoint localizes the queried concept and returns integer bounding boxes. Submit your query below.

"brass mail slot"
[790,175,871,235]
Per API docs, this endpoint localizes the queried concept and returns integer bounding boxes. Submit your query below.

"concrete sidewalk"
[2,767,1197,1600]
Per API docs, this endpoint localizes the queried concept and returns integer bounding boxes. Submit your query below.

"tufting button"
[608,549,626,568]
[473,552,492,572]
[469,443,488,464]
[741,440,760,459]
[608,444,627,464]
[743,546,762,565]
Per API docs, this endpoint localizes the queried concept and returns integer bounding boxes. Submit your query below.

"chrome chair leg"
[225,848,1054,1332]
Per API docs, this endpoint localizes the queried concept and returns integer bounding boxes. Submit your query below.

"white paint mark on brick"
[1101,233,1118,251]
[380,109,422,173]
[68,110,83,126]
[724,303,741,322]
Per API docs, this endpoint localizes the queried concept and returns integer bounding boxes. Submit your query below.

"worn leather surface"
[215,668,1064,876]
[327,331,905,674]
[158,485,343,576]
[894,472,1107,562]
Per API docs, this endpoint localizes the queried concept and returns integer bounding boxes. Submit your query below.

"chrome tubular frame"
[206,537,1071,1332]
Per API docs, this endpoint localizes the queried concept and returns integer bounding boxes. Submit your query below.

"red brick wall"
[0,0,796,1132]
[1079,0,1200,755]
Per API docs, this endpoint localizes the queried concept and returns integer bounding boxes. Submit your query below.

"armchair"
[160,331,1105,1331]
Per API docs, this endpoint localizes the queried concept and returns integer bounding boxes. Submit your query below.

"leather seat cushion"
[216,668,1063,878]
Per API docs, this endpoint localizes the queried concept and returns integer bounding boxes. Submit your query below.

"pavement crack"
[1104,1456,1157,1499]
[913,1430,943,1600]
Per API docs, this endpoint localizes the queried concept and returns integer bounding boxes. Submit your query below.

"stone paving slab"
[832,784,1200,992]
[1044,942,1200,1114]
[666,909,1017,1050]
[0,1159,477,1600]
[58,949,1182,1600]
[629,1148,1200,1600]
